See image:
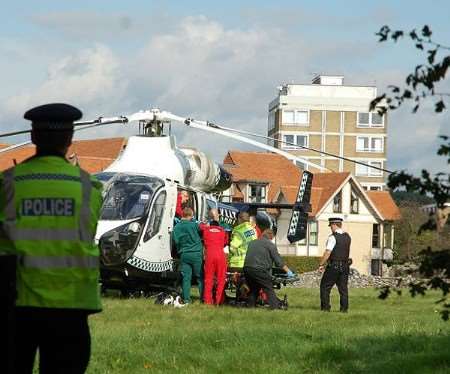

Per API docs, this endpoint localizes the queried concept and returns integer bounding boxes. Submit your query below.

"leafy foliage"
[393,201,437,261]
[370,25,450,114]
[373,25,450,320]
[391,191,435,205]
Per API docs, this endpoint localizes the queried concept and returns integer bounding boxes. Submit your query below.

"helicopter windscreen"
[100,174,164,221]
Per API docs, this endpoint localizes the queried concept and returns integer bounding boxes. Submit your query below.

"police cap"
[24,103,82,131]
[328,217,343,226]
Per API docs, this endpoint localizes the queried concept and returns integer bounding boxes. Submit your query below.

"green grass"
[86,288,450,374]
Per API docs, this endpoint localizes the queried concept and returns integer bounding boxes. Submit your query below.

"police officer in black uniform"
[318,217,351,312]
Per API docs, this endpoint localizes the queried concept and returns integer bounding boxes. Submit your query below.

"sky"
[1,0,449,175]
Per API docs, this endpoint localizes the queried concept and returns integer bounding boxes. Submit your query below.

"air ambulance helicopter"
[86,109,316,296]
[0,107,319,298]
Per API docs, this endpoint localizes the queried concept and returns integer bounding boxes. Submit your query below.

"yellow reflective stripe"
[3,168,16,221]
[22,255,99,269]
[7,228,80,241]
[79,170,92,242]
[2,168,94,243]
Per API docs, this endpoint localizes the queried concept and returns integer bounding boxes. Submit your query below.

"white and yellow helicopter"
[0,108,318,295]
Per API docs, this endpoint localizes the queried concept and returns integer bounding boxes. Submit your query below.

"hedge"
[281,256,321,274]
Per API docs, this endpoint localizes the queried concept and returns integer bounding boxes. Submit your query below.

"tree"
[394,201,434,261]
[372,25,450,320]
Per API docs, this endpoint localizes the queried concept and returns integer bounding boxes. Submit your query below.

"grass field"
[86,288,450,374]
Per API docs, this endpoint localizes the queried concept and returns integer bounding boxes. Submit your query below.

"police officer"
[0,103,103,373]
[318,217,351,312]
[228,212,258,270]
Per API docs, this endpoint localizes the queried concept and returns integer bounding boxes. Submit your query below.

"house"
[0,137,126,173]
[267,75,387,190]
[222,151,400,276]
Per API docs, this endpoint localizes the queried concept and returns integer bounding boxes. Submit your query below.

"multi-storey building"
[268,75,387,190]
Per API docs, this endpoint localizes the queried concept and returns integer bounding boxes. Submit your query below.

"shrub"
[282,256,321,274]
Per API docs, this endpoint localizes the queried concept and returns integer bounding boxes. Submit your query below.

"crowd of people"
[172,193,296,308]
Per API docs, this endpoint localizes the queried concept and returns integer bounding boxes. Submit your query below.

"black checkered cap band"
[328,218,343,225]
[32,121,74,131]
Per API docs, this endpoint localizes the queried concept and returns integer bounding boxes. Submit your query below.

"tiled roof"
[223,151,303,202]
[68,137,126,160]
[223,151,400,221]
[366,191,402,221]
[67,137,126,173]
[310,172,350,216]
[0,137,125,173]
[0,146,36,170]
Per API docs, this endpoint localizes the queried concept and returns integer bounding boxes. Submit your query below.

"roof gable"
[366,191,401,221]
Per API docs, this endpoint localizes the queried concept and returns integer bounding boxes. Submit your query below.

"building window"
[268,110,276,132]
[282,110,309,125]
[362,184,384,191]
[384,223,392,248]
[333,191,342,213]
[371,259,382,276]
[282,134,309,150]
[295,160,307,170]
[355,161,383,177]
[350,189,359,214]
[248,184,266,203]
[357,112,384,128]
[220,186,233,203]
[267,138,275,147]
[309,221,318,245]
[356,136,384,152]
[372,224,380,247]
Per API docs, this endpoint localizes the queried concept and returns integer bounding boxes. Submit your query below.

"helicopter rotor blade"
[0,118,129,155]
[159,111,330,171]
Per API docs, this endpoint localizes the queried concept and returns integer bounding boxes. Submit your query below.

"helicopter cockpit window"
[176,189,199,219]
[144,191,166,242]
[100,174,164,221]
[94,172,116,185]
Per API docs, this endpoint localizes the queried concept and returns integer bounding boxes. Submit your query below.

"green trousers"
[180,252,203,303]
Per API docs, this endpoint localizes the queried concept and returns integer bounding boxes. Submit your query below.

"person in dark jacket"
[318,217,351,312]
[243,229,294,309]
[172,207,203,304]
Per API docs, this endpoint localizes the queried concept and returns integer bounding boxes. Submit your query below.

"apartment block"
[268,75,387,190]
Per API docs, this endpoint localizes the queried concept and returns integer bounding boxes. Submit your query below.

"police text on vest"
[21,198,75,216]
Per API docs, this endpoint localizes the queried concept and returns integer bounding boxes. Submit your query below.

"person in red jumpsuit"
[200,209,228,305]
[176,190,190,218]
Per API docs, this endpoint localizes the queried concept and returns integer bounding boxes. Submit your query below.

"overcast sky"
[1,0,449,175]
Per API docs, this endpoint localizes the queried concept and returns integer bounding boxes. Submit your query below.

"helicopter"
[89,109,315,296]
[0,108,316,296]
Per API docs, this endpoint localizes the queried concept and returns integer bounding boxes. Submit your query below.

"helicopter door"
[154,182,177,253]
[135,182,177,265]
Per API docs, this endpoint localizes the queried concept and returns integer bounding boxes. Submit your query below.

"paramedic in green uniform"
[172,207,203,304]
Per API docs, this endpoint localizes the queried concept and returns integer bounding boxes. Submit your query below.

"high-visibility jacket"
[0,156,103,312]
[228,222,257,268]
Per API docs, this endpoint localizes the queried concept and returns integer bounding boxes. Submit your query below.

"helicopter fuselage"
[95,135,233,292]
